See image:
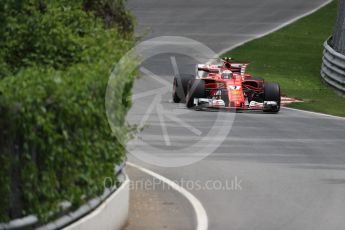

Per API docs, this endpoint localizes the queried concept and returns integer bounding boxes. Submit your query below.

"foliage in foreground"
[0,0,135,223]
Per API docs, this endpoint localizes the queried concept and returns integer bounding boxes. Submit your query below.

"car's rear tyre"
[186,80,206,108]
[264,82,281,113]
[172,74,194,103]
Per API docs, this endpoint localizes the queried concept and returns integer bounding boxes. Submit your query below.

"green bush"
[0,0,134,78]
[2,1,80,76]
[0,0,136,223]
[83,0,135,33]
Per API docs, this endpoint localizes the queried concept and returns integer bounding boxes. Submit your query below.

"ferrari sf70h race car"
[172,57,281,113]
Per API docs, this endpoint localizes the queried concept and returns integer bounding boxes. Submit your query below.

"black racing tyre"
[172,77,181,103]
[172,74,194,103]
[186,79,206,108]
[264,82,281,113]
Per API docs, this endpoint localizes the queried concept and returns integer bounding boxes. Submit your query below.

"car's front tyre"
[263,82,281,113]
[172,74,194,103]
[186,79,206,108]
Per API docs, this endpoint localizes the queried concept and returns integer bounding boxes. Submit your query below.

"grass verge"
[224,1,345,117]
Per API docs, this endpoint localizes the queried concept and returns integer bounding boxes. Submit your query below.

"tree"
[0,0,134,79]
[83,0,134,34]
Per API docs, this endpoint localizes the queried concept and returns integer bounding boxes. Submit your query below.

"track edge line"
[127,162,209,230]
[283,107,345,120]
[216,0,333,56]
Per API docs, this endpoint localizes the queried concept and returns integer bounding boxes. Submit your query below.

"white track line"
[127,162,209,230]
[283,107,345,120]
[217,0,333,56]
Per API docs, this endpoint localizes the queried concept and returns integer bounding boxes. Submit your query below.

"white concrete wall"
[63,178,130,230]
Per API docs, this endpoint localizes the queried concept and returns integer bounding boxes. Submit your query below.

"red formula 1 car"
[172,57,281,113]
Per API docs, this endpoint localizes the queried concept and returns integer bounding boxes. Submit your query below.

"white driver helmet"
[222,70,233,79]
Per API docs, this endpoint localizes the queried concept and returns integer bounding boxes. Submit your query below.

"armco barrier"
[321,39,345,96]
[0,164,129,230]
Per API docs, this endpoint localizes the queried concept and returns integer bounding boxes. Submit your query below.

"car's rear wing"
[224,63,249,75]
[196,63,249,76]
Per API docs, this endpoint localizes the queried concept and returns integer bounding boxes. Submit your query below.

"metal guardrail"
[0,163,126,230]
[321,39,345,96]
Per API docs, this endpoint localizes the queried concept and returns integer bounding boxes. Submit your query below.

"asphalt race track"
[125,0,345,229]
